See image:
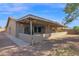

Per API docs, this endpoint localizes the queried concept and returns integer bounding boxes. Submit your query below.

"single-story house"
[6,14,67,43]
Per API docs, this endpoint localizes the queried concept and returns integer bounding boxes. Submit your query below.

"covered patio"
[16,16,63,35]
[15,15,66,43]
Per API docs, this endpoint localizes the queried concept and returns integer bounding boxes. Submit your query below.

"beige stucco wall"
[6,19,16,36]
[16,23,24,33]
[16,22,25,36]
[45,26,58,33]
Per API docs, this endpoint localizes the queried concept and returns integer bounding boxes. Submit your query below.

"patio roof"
[16,14,64,27]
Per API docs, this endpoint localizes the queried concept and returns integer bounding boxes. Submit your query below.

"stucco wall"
[16,23,25,34]
[6,19,16,36]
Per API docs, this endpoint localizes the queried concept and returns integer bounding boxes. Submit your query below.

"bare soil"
[0,32,79,56]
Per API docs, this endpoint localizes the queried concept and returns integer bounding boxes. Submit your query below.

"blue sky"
[0,3,79,28]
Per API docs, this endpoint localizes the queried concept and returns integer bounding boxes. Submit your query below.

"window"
[34,26,43,33]
[38,27,41,33]
[34,26,37,33]
[24,25,44,34]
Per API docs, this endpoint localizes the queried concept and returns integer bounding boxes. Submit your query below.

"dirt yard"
[0,32,79,56]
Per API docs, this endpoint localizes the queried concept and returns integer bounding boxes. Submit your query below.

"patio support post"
[30,20,32,35]
[30,20,33,45]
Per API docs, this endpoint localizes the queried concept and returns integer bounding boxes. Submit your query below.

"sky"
[0,3,79,28]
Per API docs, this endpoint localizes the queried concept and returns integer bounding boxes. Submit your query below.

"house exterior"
[6,14,66,43]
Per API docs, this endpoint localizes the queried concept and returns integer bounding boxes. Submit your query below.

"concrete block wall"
[18,32,67,43]
[18,33,32,43]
